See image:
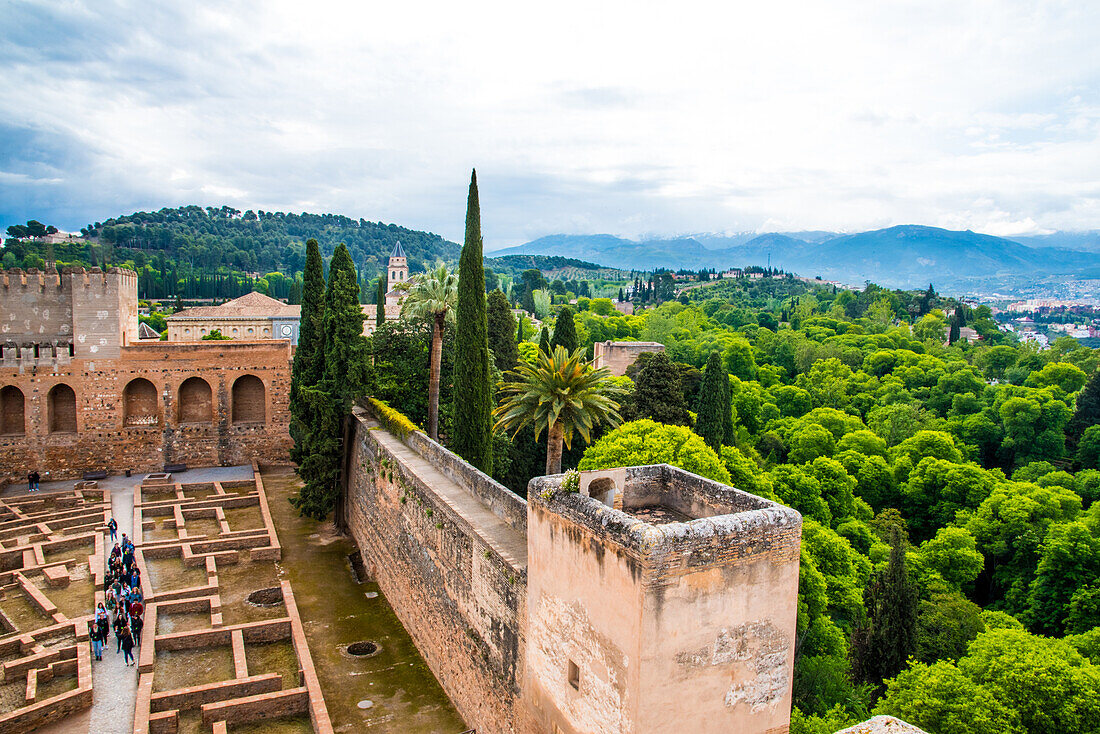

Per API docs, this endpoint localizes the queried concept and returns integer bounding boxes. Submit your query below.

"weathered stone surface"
[591,341,665,376]
[835,716,929,734]
[0,341,292,482]
[343,406,533,734]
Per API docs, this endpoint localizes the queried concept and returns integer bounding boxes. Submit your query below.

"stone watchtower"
[525,465,802,734]
[1,266,138,365]
[385,241,408,309]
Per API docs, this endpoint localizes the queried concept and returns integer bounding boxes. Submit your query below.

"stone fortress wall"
[343,403,534,732]
[343,400,802,734]
[0,267,292,483]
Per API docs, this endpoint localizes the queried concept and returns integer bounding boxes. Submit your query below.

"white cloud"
[1,0,1098,246]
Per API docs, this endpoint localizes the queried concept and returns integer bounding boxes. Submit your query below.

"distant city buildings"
[1005,298,1100,313]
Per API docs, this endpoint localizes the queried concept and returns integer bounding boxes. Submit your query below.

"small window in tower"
[567,660,580,691]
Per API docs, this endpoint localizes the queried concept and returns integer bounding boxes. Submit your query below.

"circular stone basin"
[347,641,380,657]
[357,700,374,709]
[246,587,284,607]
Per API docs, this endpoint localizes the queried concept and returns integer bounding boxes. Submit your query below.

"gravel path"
[88,485,140,734]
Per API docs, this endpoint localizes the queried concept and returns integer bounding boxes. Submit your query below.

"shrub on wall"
[369,397,420,440]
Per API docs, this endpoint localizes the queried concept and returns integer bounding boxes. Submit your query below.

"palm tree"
[494,345,624,475]
[400,263,458,440]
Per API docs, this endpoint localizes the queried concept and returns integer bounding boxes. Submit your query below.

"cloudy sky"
[1,1,1098,249]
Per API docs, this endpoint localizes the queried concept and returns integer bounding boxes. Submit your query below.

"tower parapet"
[526,464,802,734]
[0,266,139,361]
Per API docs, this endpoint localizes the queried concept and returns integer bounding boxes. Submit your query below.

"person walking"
[130,612,143,649]
[120,623,135,666]
[92,603,108,660]
[107,517,118,542]
[113,610,127,654]
[28,471,39,492]
[96,614,109,660]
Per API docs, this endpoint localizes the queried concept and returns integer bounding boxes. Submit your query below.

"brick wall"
[0,341,292,482]
[343,412,536,734]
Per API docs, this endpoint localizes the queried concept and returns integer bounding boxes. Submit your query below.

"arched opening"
[48,384,77,433]
[0,386,25,435]
[588,477,617,508]
[178,377,213,423]
[123,378,158,426]
[232,375,265,424]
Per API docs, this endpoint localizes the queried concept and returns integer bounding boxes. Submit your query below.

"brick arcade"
[0,267,292,483]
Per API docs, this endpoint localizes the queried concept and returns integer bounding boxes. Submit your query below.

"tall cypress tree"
[550,306,577,354]
[695,352,728,452]
[487,288,518,372]
[850,527,918,692]
[538,326,551,357]
[1069,369,1100,446]
[294,244,372,519]
[516,314,526,345]
[289,238,325,464]
[522,283,536,315]
[721,367,735,445]
[452,170,493,473]
[375,276,386,329]
[321,245,370,405]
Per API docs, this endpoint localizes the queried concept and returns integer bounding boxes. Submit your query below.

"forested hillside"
[2,207,459,300]
[3,208,627,302]
[371,274,1100,734]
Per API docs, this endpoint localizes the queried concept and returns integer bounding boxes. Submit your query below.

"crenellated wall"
[1,267,138,360]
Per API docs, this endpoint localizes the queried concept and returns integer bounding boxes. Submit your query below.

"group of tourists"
[26,470,44,491]
[90,521,144,667]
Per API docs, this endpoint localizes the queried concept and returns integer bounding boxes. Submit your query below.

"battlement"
[530,464,799,557]
[0,265,137,289]
[0,266,139,360]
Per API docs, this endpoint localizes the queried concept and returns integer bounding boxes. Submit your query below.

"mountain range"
[488,226,1100,291]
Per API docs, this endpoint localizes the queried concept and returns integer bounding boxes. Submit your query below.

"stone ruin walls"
[526,466,801,734]
[0,467,332,733]
[342,400,802,734]
[133,464,331,733]
[0,340,293,484]
[0,487,110,733]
